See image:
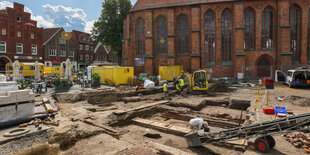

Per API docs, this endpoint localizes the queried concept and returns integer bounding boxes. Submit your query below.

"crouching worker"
[189,118,209,133]
[163,81,169,99]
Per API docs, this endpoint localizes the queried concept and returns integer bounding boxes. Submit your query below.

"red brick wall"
[122,0,310,77]
[0,3,43,64]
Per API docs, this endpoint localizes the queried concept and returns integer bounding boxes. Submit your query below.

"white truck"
[275,67,310,88]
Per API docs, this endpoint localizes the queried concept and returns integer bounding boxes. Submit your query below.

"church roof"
[130,0,237,12]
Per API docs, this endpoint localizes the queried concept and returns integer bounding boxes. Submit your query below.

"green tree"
[92,0,132,57]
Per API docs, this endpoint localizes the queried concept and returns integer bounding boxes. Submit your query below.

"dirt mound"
[286,96,310,107]
[208,82,233,93]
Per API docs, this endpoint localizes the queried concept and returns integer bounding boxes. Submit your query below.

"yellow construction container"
[6,62,44,77]
[43,67,63,77]
[159,65,183,81]
[92,66,134,86]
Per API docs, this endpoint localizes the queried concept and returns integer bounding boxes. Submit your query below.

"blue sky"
[0,0,137,32]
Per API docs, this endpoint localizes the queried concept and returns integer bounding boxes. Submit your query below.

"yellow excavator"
[174,70,209,94]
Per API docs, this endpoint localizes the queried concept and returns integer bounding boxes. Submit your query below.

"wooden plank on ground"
[44,104,54,113]
[132,117,191,135]
[81,119,119,138]
[168,125,191,134]
[113,100,169,115]
[132,118,154,125]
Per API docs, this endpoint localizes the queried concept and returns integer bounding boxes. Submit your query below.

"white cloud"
[31,15,55,28]
[42,4,87,32]
[0,1,92,32]
[84,20,95,33]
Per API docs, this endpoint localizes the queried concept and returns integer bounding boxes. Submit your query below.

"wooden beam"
[113,100,169,115]
[132,117,191,135]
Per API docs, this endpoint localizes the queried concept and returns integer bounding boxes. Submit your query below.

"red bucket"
[263,108,275,114]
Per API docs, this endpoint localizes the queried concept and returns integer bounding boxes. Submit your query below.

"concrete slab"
[0,89,34,105]
[0,102,35,123]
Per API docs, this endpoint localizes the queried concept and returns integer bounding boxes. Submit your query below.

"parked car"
[275,67,310,88]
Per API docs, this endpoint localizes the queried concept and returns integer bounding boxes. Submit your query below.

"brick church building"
[122,0,310,78]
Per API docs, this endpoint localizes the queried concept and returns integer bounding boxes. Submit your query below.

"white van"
[275,67,310,88]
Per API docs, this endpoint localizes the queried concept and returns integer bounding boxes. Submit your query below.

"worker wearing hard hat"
[175,77,181,95]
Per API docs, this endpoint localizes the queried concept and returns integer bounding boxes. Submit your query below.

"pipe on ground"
[0,114,54,129]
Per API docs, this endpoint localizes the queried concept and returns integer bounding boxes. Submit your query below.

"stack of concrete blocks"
[0,76,35,123]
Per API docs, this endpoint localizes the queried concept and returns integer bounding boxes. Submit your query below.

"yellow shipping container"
[159,65,183,81]
[43,67,63,77]
[92,66,134,86]
[6,62,44,77]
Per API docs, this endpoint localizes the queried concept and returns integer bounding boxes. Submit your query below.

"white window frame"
[79,44,83,50]
[85,54,89,60]
[80,54,83,60]
[59,50,66,57]
[17,31,21,38]
[90,46,93,51]
[31,33,34,39]
[0,42,6,53]
[68,51,74,57]
[85,45,89,50]
[31,45,37,55]
[90,55,93,60]
[49,49,56,56]
[16,43,23,54]
[2,28,6,36]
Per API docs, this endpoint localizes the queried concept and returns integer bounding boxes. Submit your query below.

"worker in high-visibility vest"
[163,81,169,98]
[179,77,184,91]
[176,81,180,94]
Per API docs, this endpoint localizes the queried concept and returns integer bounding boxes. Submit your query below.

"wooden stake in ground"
[239,108,243,126]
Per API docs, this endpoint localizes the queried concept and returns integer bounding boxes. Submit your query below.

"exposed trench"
[53,89,251,154]
[169,98,250,111]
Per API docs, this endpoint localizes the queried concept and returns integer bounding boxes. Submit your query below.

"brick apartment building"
[0,2,43,72]
[122,0,310,78]
[43,27,78,72]
[71,30,95,70]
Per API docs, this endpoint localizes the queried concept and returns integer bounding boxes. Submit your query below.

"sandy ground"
[1,83,310,155]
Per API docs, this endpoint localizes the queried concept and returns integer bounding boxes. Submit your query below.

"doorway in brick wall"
[255,54,274,78]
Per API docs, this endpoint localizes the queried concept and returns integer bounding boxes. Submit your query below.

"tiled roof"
[42,28,62,45]
[71,30,94,44]
[130,0,237,12]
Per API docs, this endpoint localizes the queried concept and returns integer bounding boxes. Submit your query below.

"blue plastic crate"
[275,106,287,115]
